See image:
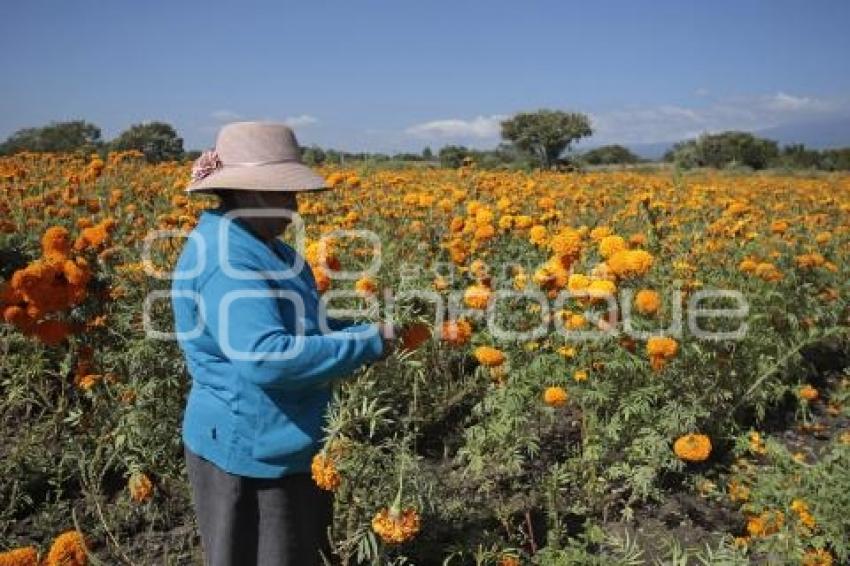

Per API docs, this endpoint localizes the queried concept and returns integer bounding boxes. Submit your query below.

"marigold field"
[1,152,849,565]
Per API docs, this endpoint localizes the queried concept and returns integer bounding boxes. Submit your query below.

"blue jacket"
[171,207,384,478]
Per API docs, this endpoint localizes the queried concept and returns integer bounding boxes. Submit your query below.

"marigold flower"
[549,227,582,259]
[598,235,626,259]
[497,555,520,566]
[371,506,420,544]
[128,472,154,503]
[464,284,491,310]
[798,385,819,401]
[354,275,378,297]
[311,453,341,491]
[646,336,678,371]
[746,510,784,537]
[673,433,712,462]
[543,386,568,407]
[529,225,548,246]
[440,319,472,346]
[607,249,654,279]
[41,226,72,260]
[0,546,38,566]
[573,369,588,382]
[44,530,87,566]
[474,346,506,367]
[802,548,833,566]
[634,289,661,315]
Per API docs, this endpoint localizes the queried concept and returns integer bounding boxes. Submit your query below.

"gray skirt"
[184,444,334,566]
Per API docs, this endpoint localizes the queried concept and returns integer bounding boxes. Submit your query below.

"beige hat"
[186,121,328,193]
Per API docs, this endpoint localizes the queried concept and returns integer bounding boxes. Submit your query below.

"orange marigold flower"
[0,546,38,566]
[543,386,568,407]
[498,555,520,566]
[529,225,548,246]
[647,336,678,371]
[634,289,661,315]
[440,319,472,346]
[354,275,378,297]
[802,548,833,566]
[607,249,654,279]
[41,226,72,260]
[371,506,421,544]
[128,472,154,503]
[573,369,588,382]
[464,284,491,310]
[798,385,819,401]
[474,346,506,367]
[44,530,87,566]
[598,235,626,259]
[673,433,712,462]
[311,453,341,491]
[746,510,784,538]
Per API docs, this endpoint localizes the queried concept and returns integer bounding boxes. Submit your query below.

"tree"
[301,145,326,166]
[422,146,433,161]
[438,145,471,168]
[111,121,184,163]
[500,109,593,169]
[0,120,102,155]
[664,131,779,170]
[582,144,641,165]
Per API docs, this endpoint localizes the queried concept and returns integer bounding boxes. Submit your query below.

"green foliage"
[663,131,779,170]
[500,110,593,169]
[0,120,103,155]
[581,145,642,166]
[110,121,184,163]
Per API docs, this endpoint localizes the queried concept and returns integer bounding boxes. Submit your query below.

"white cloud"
[211,109,242,122]
[405,114,508,139]
[284,114,318,128]
[590,93,845,145]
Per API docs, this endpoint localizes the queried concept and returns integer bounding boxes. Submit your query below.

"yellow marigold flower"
[598,235,626,259]
[647,336,678,371]
[44,530,87,566]
[311,453,341,491]
[543,386,568,407]
[814,231,831,245]
[754,262,782,282]
[802,548,833,566]
[728,480,750,503]
[567,273,590,294]
[529,225,548,246]
[634,289,660,315]
[748,431,767,455]
[587,279,616,301]
[573,369,588,382]
[673,433,712,462]
[589,225,612,241]
[355,275,378,297]
[371,506,420,544]
[798,385,819,401]
[474,346,506,367]
[795,253,826,269]
[128,472,154,503]
[739,259,758,273]
[607,249,654,279]
[565,313,587,330]
[0,546,38,566]
[464,284,491,310]
[557,345,577,358]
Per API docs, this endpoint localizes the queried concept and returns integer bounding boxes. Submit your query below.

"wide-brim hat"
[186,121,328,193]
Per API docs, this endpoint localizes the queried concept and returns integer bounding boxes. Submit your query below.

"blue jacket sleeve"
[198,265,384,391]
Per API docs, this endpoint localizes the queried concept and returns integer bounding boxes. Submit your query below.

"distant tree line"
[2,116,849,171]
[0,120,185,163]
[663,131,850,171]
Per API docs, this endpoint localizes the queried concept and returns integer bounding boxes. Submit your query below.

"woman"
[171,121,395,566]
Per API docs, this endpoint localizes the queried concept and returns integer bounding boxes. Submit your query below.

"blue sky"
[2,0,849,152]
